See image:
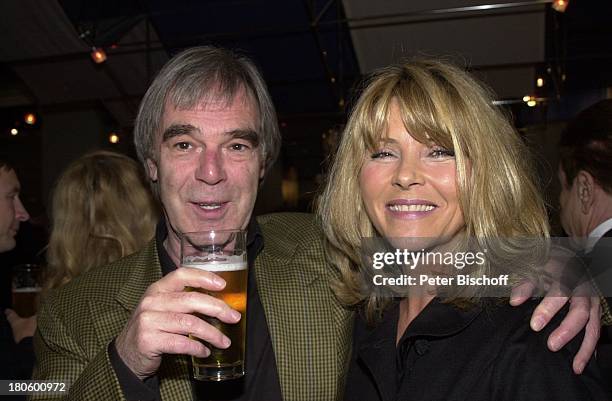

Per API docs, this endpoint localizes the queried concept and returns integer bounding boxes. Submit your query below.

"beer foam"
[183,261,247,272]
[13,287,42,293]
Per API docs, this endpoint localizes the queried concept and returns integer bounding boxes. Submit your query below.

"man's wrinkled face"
[0,168,29,252]
[147,88,264,259]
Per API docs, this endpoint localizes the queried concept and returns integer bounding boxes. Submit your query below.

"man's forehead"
[165,84,256,112]
[0,168,19,191]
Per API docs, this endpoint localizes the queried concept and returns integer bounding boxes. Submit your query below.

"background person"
[0,158,34,382]
[558,99,612,382]
[318,59,608,400]
[43,150,158,292]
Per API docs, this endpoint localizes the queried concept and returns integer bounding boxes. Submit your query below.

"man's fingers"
[572,298,601,374]
[139,310,232,350]
[140,291,241,323]
[530,295,569,332]
[510,280,537,306]
[147,267,226,294]
[546,296,590,351]
[150,331,211,358]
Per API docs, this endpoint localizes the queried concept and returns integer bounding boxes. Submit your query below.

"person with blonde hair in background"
[43,150,158,292]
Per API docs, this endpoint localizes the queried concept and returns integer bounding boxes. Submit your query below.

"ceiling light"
[109,133,119,144]
[536,78,544,88]
[552,0,568,12]
[24,113,36,125]
[90,47,107,64]
[10,128,18,136]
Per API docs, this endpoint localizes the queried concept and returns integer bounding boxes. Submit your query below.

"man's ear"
[576,170,595,214]
[146,158,159,182]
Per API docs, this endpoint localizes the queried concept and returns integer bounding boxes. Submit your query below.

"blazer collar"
[254,215,346,400]
[115,239,163,312]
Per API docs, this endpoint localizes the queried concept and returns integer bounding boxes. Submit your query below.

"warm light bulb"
[24,113,36,125]
[523,95,532,102]
[10,128,18,135]
[552,0,568,12]
[109,133,119,144]
[90,47,107,64]
[536,78,544,87]
[527,100,537,107]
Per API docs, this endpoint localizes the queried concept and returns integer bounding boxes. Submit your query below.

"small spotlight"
[24,113,36,125]
[523,95,532,102]
[109,133,120,144]
[527,100,537,107]
[10,128,18,136]
[90,47,107,64]
[552,0,568,12]
[536,78,544,88]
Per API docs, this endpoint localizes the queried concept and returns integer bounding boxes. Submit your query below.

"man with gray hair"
[33,47,601,401]
[33,46,352,401]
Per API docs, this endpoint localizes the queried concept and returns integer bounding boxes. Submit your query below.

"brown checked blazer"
[32,213,354,401]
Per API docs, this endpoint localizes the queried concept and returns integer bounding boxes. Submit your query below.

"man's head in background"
[558,99,612,246]
[0,160,30,252]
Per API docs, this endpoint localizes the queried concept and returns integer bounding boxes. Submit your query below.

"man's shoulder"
[256,212,323,256]
[43,240,159,310]
[256,212,321,240]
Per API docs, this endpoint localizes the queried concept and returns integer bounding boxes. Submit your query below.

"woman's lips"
[386,200,437,219]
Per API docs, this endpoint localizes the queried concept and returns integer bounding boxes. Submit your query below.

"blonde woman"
[44,150,158,292]
[318,60,608,400]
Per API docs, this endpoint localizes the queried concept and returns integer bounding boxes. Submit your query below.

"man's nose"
[15,196,29,222]
[195,148,227,185]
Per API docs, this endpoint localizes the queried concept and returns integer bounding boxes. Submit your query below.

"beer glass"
[180,230,247,381]
[11,264,42,317]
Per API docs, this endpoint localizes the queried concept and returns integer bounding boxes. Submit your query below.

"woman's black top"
[344,298,610,401]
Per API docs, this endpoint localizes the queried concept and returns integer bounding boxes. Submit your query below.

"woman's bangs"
[395,84,454,150]
[360,92,393,152]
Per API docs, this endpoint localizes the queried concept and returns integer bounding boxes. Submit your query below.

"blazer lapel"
[255,236,352,401]
[92,240,193,401]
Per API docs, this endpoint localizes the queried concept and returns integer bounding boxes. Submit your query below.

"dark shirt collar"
[359,298,483,353]
[155,217,264,275]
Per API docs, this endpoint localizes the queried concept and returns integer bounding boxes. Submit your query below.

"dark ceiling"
[0,0,610,213]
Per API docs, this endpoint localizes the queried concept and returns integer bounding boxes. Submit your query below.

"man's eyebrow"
[227,129,260,147]
[162,124,200,142]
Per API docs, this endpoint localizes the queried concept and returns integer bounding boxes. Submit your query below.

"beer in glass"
[11,264,42,317]
[181,230,247,381]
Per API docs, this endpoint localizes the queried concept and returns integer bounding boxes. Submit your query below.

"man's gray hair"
[134,46,281,176]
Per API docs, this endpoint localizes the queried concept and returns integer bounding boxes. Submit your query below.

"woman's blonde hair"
[317,59,549,322]
[44,150,158,292]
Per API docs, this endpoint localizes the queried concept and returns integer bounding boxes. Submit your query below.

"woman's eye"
[430,147,455,158]
[371,150,394,159]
